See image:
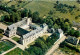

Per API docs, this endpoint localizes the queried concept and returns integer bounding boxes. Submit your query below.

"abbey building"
[5,17,48,45]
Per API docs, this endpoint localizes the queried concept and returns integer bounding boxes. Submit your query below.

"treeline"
[67,28,80,38]
[60,41,80,53]
[54,1,76,13]
[22,34,59,55]
[0,5,17,13]
[0,8,32,24]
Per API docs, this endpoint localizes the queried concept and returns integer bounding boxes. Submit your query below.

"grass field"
[5,47,23,55]
[0,40,15,54]
[0,1,80,23]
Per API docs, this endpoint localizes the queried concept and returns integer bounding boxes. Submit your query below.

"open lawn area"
[12,37,20,42]
[0,40,15,54]
[5,47,23,55]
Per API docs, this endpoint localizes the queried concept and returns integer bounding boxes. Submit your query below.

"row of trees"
[54,1,76,13]
[22,34,59,55]
[60,41,80,53]
[0,8,33,24]
[0,5,17,13]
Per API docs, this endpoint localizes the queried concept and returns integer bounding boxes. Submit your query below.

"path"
[1,36,26,50]
[1,46,17,55]
[0,23,7,30]
[0,36,26,55]
[45,35,66,55]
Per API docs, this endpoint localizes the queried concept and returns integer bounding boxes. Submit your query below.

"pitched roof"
[66,36,78,45]
[57,29,63,34]
[17,27,29,36]
[8,17,28,30]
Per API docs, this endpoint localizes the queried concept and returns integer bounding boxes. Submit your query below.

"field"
[0,1,80,23]
[5,47,23,55]
[0,40,15,54]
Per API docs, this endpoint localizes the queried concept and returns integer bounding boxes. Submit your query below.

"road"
[45,35,66,55]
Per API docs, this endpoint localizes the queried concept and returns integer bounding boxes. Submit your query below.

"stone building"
[5,17,48,45]
[5,17,31,37]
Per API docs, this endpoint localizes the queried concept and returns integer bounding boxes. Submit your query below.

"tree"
[53,23,60,29]
[11,5,15,9]
[15,13,21,22]
[77,0,80,4]
[10,12,16,22]
[30,46,43,55]
[32,11,39,23]
[75,31,80,37]
[28,9,32,17]
[0,29,4,33]
[63,22,70,32]
[0,16,5,22]
[48,10,53,15]
[56,1,59,4]
[23,51,30,55]
[68,28,75,36]
[21,8,28,18]
[64,19,69,22]
[4,15,10,22]
[35,38,48,52]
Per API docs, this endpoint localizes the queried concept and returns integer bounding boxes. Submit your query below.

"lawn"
[12,37,20,42]
[5,47,23,55]
[0,40,15,54]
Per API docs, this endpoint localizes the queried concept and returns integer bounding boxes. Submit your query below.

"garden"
[59,41,80,55]
[5,33,59,55]
[0,40,15,54]
[5,47,23,55]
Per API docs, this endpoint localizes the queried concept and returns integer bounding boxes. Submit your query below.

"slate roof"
[66,36,78,45]
[23,27,43,39]
[17,27,29,36]
[8,18,27,30]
